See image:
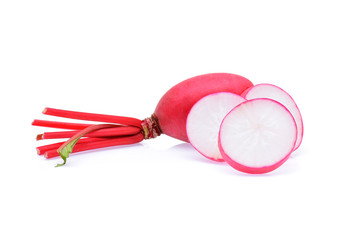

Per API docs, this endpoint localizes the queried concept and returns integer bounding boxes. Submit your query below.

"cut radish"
[242,84,303,150]
[218,98,297,174]
[186,92,246,161]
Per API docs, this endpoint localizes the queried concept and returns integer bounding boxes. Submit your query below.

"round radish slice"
[219,98,297,174]
[242,84,303,151]
[186,92,246,161]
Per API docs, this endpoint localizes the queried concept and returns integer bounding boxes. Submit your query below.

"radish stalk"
[56,124,122,167]
[38,126,141,139]
[43,108,142,128]
[37,138,102,155]
[44,134,144,159]
[32,119,92,130]
[34,112,161,166]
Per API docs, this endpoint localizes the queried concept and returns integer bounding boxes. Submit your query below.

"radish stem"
[56,124,139,167]
[36,134,43,140]
[38,126,141,140]
[43,108,142,128]
[37,138,103,155]
[45,134,144,159]
[32,119,91,130]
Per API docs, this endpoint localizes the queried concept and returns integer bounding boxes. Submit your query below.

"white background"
[1,0,345,239]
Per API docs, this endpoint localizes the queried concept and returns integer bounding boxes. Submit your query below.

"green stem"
[56,124,117,167]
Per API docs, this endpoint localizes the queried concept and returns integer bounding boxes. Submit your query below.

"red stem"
[44,134,144,159]
[43,108,142,128]
[36,138,101,155]
[32,119,91,130]
[38,126,141,139]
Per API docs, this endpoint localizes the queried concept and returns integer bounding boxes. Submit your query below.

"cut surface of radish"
[186,92,246,161]
[242,84,303,151]
[219,98,297,174]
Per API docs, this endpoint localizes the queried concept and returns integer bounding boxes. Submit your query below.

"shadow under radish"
[166,142,227,166]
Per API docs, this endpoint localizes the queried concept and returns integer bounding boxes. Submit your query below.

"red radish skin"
[242,83,303,151]
[218,99,297,174]
[154,73,253,142]
[219,152,292,174]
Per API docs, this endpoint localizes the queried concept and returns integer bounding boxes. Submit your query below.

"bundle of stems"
[32,108,146,167]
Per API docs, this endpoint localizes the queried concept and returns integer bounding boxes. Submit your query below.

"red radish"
[186,92,246,162]
[33,73,253,166]
[155,73,253,141]
[218,98,297,174]
[242,84,303,150]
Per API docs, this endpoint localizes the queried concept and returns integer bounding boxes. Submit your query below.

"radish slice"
[242,84,303,150]
[218,98,297,174]
[186,92,246,161]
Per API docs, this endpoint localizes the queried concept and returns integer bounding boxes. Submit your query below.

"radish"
[33,73,253,166]
[218,98,298,174]
[186,92,246,162]
[242,84,303,150]
[155,73,253,141]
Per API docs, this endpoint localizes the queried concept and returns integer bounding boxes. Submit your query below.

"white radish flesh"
[219,98,297,174]
[242,84,303,150]
[186,92,246,161]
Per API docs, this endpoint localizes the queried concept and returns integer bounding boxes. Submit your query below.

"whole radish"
[33,73,254,166]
